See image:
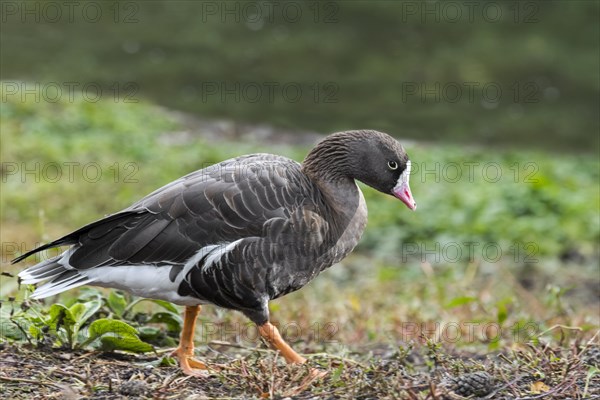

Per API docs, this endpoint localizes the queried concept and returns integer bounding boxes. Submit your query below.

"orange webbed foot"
[171,346,210,377]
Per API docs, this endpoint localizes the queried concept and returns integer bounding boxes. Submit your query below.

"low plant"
[0,287,182,354]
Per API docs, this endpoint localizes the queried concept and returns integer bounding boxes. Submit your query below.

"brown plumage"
[15,129,416,375]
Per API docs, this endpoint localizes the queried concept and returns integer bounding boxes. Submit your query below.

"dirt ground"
[1,338,599,399]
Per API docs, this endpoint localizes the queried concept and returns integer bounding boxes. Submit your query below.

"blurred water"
[1,0,598,152]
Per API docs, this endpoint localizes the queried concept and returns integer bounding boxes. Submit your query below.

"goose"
[14,129,417,376]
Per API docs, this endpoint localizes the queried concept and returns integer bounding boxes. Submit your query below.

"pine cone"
[450,371,495,397]
[582,346,600,367]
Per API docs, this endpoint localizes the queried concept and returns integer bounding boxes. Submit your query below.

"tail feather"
[12,238,76,264]
[18,247,94,299]
[18,258,66,284]
[11,210,142,264]
[13,211,146,299]
[29,271,93,299]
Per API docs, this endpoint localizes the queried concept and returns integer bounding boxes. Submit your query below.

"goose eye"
[387,161,398,170]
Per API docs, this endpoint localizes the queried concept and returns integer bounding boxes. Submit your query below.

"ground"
[1,338,599,399]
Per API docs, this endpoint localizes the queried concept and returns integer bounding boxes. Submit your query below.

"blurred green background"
[0,1,598,343]
[1,0,598,151]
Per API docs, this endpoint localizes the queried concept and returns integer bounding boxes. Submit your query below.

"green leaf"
[70,299,102,328]
[47,304,76,337]
[47,304,78,347]
[159,356,178,367]
[147,312,182,333]
[98,334,154,353]
[487,337,501,351]
[497,307,508,325]
[496,299,512,325]
[0,318,27,340]
[28,324,42,339]
[86,318,154,353]
[107,291,128,317]
[331,362,344,384]
[148,300,180,314]
[444,296,477,309]
[67,299,103,348]
[138,326,161,338]
[88,318,139,339]
[138,326,177,347]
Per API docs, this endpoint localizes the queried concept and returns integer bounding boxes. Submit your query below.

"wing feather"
[16,154,317,274]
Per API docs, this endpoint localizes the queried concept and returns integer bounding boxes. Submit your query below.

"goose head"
[302,130,417,210]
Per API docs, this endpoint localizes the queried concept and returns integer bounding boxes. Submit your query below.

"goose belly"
[85,265,203,306]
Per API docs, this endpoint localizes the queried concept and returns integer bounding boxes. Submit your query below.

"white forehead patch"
[397,160,411,186]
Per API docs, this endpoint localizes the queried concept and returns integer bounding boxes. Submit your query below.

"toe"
[172,347,211,377]
[180,357,210,377]
[181,365,209,377]
[187,357,209,370]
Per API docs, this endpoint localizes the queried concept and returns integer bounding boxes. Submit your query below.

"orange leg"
[258,322,307,364]
[171,305,208,376]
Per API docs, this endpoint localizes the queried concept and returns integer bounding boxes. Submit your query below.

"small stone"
[450,371,495,397]
[119,380,148,396]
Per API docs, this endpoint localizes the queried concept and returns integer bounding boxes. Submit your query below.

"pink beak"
[393,181,417,211]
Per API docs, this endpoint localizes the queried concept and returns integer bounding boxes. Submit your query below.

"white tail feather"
[19,263,64,284]
[31,275,94,299]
